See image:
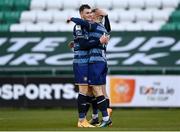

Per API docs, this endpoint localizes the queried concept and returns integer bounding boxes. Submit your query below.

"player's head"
[92,8,104,23]
[79,4,92,21]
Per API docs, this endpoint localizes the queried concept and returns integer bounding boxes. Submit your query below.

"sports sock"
[77,93,88,120]
[96,95,109,121]
[85,96,92,115]
[91,96,98,115]
[92,114,98,119]
[79,113,86,121]
[102,116,109,121]
[106,98,110,108]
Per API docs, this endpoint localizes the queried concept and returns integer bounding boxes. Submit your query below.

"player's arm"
[79,35,109,50]
[68,17,96,31]
[104,15,111,32]
[79,39,100,50]
[96,9,111,32]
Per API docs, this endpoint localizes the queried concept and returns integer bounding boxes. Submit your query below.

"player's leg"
[88,62,112,127]
[86,86,99,125]
[92,85,108,118]
[89,86,112,125]
[73,63,94,127]
[101,63,112,116]
[85,86,93,115]
[92,85,112,127]
[77,85,94,127]
[78,85,89,122]
[102,85,112,116]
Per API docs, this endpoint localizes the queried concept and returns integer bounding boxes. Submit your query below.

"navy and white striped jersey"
[88,22,107,63]
[73,24,89,64]
[71,18,108,63]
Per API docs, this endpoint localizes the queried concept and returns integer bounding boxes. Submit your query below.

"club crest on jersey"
[84,77,87,81]
[76,25,81,30]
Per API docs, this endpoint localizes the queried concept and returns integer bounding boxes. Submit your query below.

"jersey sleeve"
[73,24,85,39]
[79,38,101,50]
[104,15,111,32]
[72,25,76,38]
[71,17,97,31]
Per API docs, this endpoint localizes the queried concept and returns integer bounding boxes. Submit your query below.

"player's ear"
[80,11,83,18]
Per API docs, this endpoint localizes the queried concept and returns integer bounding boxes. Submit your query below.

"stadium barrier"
[0,31,180,108]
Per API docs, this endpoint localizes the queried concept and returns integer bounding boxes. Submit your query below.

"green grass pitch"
[0,108,180,131]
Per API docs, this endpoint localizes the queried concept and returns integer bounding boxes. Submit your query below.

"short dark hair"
[79,4,91,13]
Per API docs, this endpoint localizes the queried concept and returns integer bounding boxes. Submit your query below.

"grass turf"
[0,108,180,131]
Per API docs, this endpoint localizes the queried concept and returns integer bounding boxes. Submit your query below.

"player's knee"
[102,85,108,98]
[87,87,93,96]
[92,86,103,97]
[79,85,89,95]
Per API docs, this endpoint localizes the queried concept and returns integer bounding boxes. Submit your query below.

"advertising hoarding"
[107,75,180,107]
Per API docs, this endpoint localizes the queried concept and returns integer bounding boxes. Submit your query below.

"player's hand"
[68,41,74,48]
[100,35,109,45]
[66,17,72,23]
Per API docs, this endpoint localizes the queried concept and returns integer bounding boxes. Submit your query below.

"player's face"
[91,12,99,22]
[80,9,92,21]
[91,11,103,22]
[91,12,96,21]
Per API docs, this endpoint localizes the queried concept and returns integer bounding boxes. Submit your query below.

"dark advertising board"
[0,77,78,108]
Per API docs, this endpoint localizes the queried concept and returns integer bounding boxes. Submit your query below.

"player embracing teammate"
[67,4,112,128]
